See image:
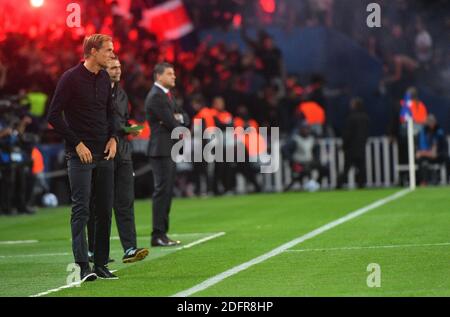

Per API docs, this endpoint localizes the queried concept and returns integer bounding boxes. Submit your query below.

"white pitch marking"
[0,250,127,259]
[109,233,216,240]
[285,242,450,253]
[30,270,120,297]
[172,189,411,297]
[3,233,224,259]
[29,232,225,297]
[161,232,226,251]
[0,240,39,245]
[30,282,82,297]
[0,253,71,259]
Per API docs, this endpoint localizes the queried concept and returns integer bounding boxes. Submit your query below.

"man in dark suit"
[87,57,149,264]
[145,62,190,247]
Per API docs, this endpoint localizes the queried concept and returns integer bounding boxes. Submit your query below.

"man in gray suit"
[145,62,190,247]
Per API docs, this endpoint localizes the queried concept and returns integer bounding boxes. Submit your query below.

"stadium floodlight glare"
[30,0,44,8]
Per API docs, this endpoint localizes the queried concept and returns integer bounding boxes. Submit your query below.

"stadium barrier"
[38,136,450,195]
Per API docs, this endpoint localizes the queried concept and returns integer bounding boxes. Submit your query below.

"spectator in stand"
[308,0,334,27]
[1,0,449,198]
[191,96,215,196]
[296,96,326,137]
[257,84,281,128]
[278,75,303,134]
[241,25,284,82]
[0,114,35,215]
[416,114,447,186]
[233,105,262,193]
[210,96,234,195]
[399,87,428,135]
[389,86,428,185]
[282,122,327,192]
[415,18,434,65]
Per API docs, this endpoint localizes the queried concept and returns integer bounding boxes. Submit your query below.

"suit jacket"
[145,85,190,157]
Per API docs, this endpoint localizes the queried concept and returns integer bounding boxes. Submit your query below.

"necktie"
[167,91,173,101]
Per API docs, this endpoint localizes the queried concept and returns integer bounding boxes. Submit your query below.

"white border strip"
[30,282,82,297]
[285,242,450,253]
[0,240,39,245]
[162,232,226,251]
[0,253,70,259]
[172,189,411,297]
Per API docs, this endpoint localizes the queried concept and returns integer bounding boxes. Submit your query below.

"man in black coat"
[47,34,118,281]
[337,97,370,189]
[145,62,190,247]
[87,57,149,264]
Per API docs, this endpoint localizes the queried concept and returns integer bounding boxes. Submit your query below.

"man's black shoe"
[94,265,118,280]
[151,237,181,247]
[80,265,97,283]
[122,248,149,264]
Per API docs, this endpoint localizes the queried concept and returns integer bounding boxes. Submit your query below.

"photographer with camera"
[0,98,36,215]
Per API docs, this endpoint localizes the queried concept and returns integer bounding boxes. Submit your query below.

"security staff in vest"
[145,62,190,247]
[87,56,149,263]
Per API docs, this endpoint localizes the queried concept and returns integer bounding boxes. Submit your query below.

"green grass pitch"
[0,187,449,297]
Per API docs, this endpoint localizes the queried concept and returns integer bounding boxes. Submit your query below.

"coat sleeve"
[47,72,81,148]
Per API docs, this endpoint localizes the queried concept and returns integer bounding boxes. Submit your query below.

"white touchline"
[171,232,222,237]
[30,282,82,298]
[0,253,71,259]
[110,232,220,240]
[171,189,412,297]
[5,233,226,259]
[161,232,226,251]
[30,270,120,297]
[28,232,225,297]
[177,232,226,250]
[0,240,39,245]
[285,242,450,253]
[15,239,442,260]
[0,250,126,259]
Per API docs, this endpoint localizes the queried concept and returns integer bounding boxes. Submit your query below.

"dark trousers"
[67,154,113,266]
[213,161,234,194]
[338,154,366,188]
[88,157,137,253]
[149,156,176,239]
[234,162,262,193]
[192,161,213,195]
[285,161,327,191]
[417,157,444,184]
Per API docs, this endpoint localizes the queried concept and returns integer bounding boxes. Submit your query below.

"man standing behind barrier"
[145,62,190,247]
[87,57,149,264]
[337,98,370,189]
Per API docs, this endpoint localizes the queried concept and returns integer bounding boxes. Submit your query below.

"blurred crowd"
[0,0,448,125]
[0,0,449,214]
